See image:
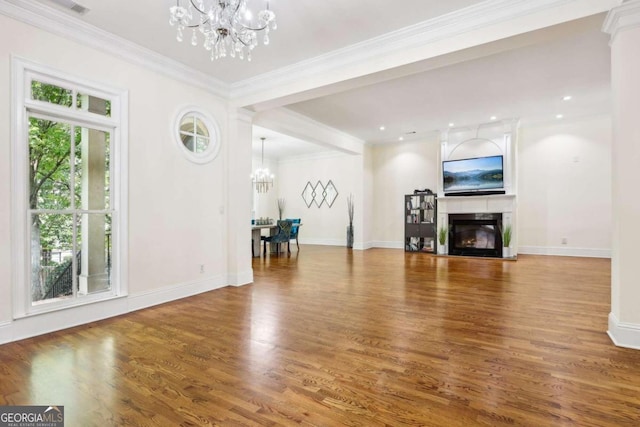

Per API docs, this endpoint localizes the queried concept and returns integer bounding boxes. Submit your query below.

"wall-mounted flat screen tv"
[443,155,504,195]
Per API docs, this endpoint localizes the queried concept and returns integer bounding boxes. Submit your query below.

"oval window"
[173,107,221,163]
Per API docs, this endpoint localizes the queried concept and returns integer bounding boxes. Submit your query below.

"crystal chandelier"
[169,0,276,61]
[251,138,274,193]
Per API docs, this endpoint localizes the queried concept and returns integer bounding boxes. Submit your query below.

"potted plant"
[438,226,448,255]
[503,224,512,258]
[346,194,354,248]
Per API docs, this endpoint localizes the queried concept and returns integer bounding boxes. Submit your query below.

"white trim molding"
[171,105,223,164]
[11,56,129,318]
[371,241,405,250]
[603,0,640,44]
[0,275,231,345]
[608,312,640,350]
[232,0,621,107]
[227,270,254,287]
[254,108,365,155]
[0,0,229,99]
[127,275,227,312]
[518,246,611,258]
[1,297,129,345]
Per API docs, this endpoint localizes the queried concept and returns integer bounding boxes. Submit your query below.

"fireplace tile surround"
[437,194,516,259]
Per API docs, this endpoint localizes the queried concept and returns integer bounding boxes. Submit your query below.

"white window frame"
[11,57,129,318]
[172,106,221,164]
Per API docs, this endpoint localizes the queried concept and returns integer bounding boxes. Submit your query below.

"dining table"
[251,223,278,257]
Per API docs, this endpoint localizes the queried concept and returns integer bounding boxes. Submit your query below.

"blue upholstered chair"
[263,219,293,255]
[287,218,301,251]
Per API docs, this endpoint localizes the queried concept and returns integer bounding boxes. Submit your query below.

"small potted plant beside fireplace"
[503,224,513,258]
[437,226,448,255]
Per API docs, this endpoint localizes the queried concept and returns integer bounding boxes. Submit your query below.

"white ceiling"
[31,0,614,158]
[40,0,486,83]
[287,16,612,144]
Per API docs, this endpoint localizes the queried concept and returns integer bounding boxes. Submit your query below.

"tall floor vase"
[347,224,354,248]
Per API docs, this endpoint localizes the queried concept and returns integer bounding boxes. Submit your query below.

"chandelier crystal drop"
[169,0,277,62]
[251,137,274,193]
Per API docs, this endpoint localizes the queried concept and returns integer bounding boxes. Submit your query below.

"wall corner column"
[226,108,255,286]
[603,0,640,349]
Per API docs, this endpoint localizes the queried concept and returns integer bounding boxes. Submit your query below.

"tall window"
[12,59,128,316]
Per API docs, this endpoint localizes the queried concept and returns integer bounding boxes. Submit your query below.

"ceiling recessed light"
[490,116,497,121]
[448,123,455,127]
[379,126,385,131]
[562,95,572,101]
[398,136,404,141]
[556,114,564,119]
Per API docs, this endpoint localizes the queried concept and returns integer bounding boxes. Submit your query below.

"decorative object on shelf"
[251,137,274,193]
[438,225,448,255]
[277,198,285,220]
[502,224,512,258]
[414,188,433,195]
[301,180,339,208]
[169,0,277,62]
[347,193,354,249]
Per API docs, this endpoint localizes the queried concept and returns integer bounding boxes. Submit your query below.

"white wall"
[367,116,612,255]
[0,14,230,340]
[518,115,612,257]
[371,136,441,247]
[276,153,363,247]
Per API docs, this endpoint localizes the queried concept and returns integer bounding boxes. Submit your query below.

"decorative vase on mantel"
[347,224,354,248]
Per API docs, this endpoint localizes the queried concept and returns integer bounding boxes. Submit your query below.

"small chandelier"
[169,0,277,62]
[251,137,274,193]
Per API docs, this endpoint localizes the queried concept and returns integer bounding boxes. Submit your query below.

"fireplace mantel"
[437,194,516,258]
[438,194,516,215]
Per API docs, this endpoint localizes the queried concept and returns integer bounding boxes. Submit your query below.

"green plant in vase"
[438,226,448,254]
[503,224,512,258]
[503,224,512,247]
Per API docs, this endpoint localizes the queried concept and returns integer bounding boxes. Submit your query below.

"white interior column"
[79,95,107,294]
[226,108,254,286]
[604,1,640,349]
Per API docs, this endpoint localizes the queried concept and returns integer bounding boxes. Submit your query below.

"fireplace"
[449,213,503,257]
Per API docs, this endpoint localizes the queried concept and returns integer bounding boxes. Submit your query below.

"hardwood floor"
[1,246,639,426]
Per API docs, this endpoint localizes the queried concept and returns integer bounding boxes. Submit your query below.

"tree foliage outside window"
[29,81,112,301]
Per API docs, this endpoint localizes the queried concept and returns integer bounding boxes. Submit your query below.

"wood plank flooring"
[1,246,640,426]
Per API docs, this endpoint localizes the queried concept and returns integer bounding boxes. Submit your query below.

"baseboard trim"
[317,242,610,258]
[300,238,345,247]
[127,275,227,312]
[0,274,231,345]
[0,321,13,345]
[227,270,254,287]
[371,240,405,250]
[1,297,129,345]
[608,312,640,350]
[518,246,611,258]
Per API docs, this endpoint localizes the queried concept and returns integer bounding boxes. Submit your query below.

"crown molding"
[230,0,603,101]
[277,149,352,164]
[254,107,365,153]
[0,0,230,99]
[603,0,640,44]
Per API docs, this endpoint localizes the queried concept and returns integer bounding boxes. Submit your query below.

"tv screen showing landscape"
[443,155,504,193]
